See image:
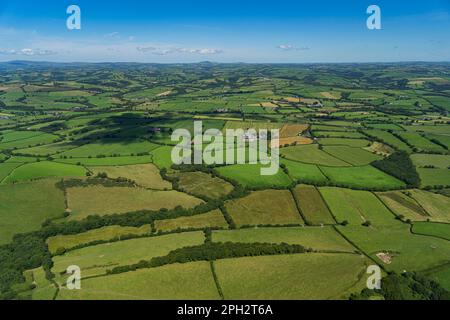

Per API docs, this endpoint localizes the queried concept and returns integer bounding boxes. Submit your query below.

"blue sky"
[0,0,449,63]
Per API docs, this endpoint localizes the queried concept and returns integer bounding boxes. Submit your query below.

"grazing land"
[66,186,204,219]
[1,62,449,300]
[225,190,303,227]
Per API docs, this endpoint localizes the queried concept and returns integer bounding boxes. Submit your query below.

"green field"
[215,253,370,299]
[47,225,152,254]
[281,144,351,166]
[0,179,65,244]
[225,189,303,227]
[216,163,292,188]
[416,168,450,187]
[90,164,172,189]
[66,186,203,219]
[2,161,86,183]
[319,165,405,190]
[56,261,220,300]
[322,146,382,166]
[318,138,371,148]
[292,184,335,225]
[1,62,450,300]
[320,187,396,226]
[59,140,159,158]
[175,171,233,199]
[412,222,450,241]
[411,154,450,169]
[212,227,355,252]
[52,232,205,278]
[338,224,450,273]
[397,132,445,153]
[155,209,228,232]
[56,155,154,166]
[365,129,413,153]
[280,159,328,183]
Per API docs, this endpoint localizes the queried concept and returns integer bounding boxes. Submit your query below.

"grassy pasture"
[319,165,405,190]
[215,253,370,300]
[320,187,396,226]
[0,179,65,245]
[0,132,59,151]
[425,265,450,291]
[426,134,450,149]
[412,222,450,241]
[25,267,57,300]
[2,161,86,183]
[52,231,205,279]
[411,154,450,169]
[225,189,303,227]
[338,224,450,273]
[212,227,355,252]
[281,144,350,167]
[56,155,153,166]
[281,159,328,183]
[59,140,159,158]
[322,146,382,166]
[90,164,171,190]
[377,191,429,222]
[365,130,412,153]
[47,225,152,254]
[155,209,228,232]
[66,186,203,219]
[397,132,445,153]
[216,164,292,188]
[318,138,371,148]
[313,131,366,139]
[14,142,80,156]
[292,184,335,225]
[417,168,450,187]
[0,162,21,182]
[151,146,174,169]
[175,171,233,199]
[57,261,220,300]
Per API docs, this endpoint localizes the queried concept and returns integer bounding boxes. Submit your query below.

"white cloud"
[137,46,222,55]
[277,44,310,51]
[105,32,120,38]
[0,48,57,56]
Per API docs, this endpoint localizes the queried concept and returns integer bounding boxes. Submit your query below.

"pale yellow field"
[66,186,204,219]
[280,123,310,138]
[320,91,341,99]
[156,90,172,97]
[276,136,313,148]
[90,164,172,190]
[261,102,278,108]
[364,142,394,156]
[154,209,228,232]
